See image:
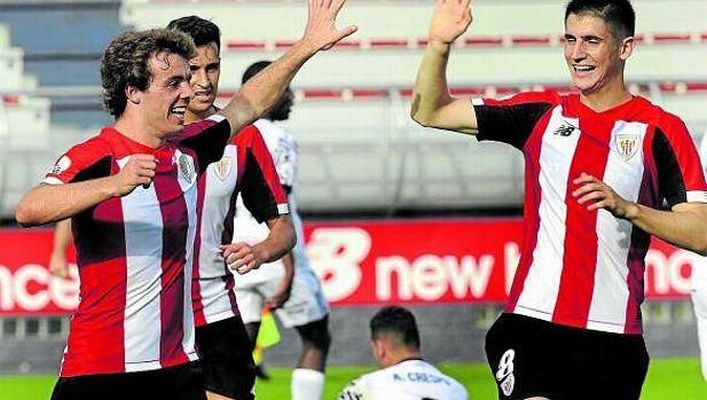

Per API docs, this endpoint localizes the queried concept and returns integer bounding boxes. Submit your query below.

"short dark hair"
[100,29,196,117]
[370,306,421,350]
[167,15,221,50]
[242,60,271,84]
[565,0,635,40]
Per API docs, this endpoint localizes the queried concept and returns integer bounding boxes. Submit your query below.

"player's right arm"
[49,219,72,278]
[15,154,156,227]
[411,0,477,134]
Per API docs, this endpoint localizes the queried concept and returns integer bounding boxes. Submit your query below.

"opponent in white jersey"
[232,61,331,400]
[337,306,468,400]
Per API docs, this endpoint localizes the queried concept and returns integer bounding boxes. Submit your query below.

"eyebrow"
[564,33,604,41]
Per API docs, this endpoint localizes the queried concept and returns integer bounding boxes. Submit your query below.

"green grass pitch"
[0,358,705,399]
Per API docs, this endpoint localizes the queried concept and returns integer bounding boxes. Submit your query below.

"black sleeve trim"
[240,150,280,223]
[474,102,552,150]
[71,156,112,183]
[653,128,687,207]
[180,121,230,173]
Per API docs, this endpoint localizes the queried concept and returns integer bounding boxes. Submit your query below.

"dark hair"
[565,0,635,40]
[370,306,421,350]
[167,15,221,50]
[100,29,196,117]
[242,60,272,84]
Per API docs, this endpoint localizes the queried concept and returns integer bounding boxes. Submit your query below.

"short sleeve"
[236,125,290,223]
[473,90,557,150]
[44,137,113,185]
[336,378,365,400]
[652,117,707,207]
[177,113,231,173]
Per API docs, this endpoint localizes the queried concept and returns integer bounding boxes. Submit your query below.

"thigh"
[51,365,205,400]
[276,270,329,329]
[196,317,256,400]
[572,331,648,400]
[234,284,266,324]
[485,313,562,399]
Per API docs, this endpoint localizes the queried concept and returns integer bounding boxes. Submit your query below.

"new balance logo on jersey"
[553,124,576,137]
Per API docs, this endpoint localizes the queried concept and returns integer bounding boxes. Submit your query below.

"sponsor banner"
[304,219,696,305]
[0,219,698,315]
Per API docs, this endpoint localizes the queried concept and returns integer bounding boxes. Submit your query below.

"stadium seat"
[0,24,9,49]
[120,0,707,39]
[0,47,37,92]
[0,95,51,147]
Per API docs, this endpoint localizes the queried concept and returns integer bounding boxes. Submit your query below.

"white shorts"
[235,267,329,328]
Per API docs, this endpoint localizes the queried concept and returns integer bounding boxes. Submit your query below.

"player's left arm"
[573,173,707,254]
[217,0,356,136]
[222,128,295,274]
[575,119,707,255]
[221,214,295,275]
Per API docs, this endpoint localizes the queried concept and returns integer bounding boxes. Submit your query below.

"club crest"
[178,154,194,184]
[616,133,640,160]
[213,156,233,181]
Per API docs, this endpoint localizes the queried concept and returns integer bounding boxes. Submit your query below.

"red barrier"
[0,219,697,315]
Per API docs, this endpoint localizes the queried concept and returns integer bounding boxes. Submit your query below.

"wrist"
[427,38,453,52]
[624,202,641,221]
[293,37,319,57]
[104,176,122,198]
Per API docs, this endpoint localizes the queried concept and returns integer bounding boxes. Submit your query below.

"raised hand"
[428,0,473,45]
[572,172,638,219]
[112,154,157,196]
[220,242,265,275]
[302,0,358,52]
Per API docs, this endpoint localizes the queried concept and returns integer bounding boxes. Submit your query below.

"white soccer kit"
[233,118,329,328]
[337,359,468,400]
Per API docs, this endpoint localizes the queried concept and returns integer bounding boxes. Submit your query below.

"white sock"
[291,368,325,400]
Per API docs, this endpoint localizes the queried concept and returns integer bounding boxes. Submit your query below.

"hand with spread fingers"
[572,172,638,219]
[302,0,358,52]
[220,242,266,275]
[428,0,473,46]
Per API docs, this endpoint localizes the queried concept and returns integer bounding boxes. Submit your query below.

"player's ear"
[125,84,142,105]
[618,35,635,61]
[370,339,385,362]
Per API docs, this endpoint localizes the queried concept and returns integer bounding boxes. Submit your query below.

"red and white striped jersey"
[44,114,230,377]
[191,124,288,327]
[473,91,707,334]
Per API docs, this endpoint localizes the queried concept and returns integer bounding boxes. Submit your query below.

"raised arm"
[411,0,477,134]
[219,0,357,135]
[15,154,156,226]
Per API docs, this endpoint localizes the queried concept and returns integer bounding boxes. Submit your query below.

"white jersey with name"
[232,119,312,283]
[337,359,468,400]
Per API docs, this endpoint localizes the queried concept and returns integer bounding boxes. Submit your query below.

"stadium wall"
[0,219,701,373]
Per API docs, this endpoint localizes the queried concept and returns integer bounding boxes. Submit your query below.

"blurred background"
[0,0,706,397]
